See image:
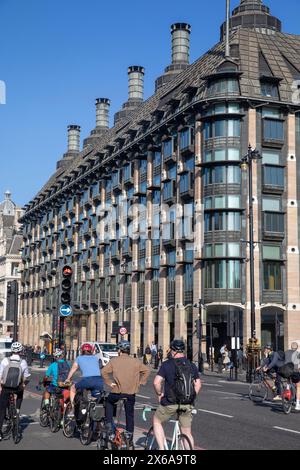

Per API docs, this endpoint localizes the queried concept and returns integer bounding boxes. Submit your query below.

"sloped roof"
[26,22,300,213]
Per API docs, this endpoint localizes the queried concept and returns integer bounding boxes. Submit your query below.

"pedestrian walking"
[144,345,151,365]
[157,346,163,367]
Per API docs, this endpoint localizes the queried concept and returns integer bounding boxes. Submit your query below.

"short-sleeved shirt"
[157,357,199,406]
[0,355,31,383]
[46,360,71,386]
[75,355,101,378]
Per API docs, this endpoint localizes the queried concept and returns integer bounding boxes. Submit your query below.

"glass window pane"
[263,246,281,259]
[227,165,241,184]
[205,197,212,209]
[262,198,280,212]
[263,166,284,187]
[215,104,226,114]
[205,245,212,257]
[215,166,226,183]
[204,151,212,162]
[228,195,240,208]
[228,260,240,288]
[228,103,240,113]
[228,243,240,257]
[215,149,226,161]
[215,196,225,208]
[262,151,280,165]
[228,119,240,137]
[228,148,240,160]
[264,262,282,290]
[227,212,240,231]
[262,108,280,118]
[215,120,226,137]
[215,244,226,257]
[264,119,284,141]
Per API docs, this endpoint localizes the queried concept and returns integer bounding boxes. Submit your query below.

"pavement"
[1,366,300,450]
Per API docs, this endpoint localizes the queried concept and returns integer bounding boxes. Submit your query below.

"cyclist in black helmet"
[102,341,150,444]
[153,339,201,450]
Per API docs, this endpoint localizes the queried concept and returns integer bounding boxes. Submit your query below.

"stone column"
[97,307,106,341]
[244,108,261,344]
[159,268,169,356]
[285,113,300,347]
[175,264,185,339]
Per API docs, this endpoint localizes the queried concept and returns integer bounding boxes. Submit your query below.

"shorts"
[75,376,104,396]
[155,404,194,428]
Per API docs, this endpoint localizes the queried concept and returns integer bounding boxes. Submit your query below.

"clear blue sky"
[0,0,299,207]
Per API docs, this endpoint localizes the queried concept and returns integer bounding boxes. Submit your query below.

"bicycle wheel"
[63,402,76,438]
[249,380,268,403]
[144,426,159,450]
[49,400,61,433]
[79,415,93,446]
[2,408,12,438]
[282,396,293,415]
[39,400,49,428]
[12,410,22,445]
[172,433,193,451]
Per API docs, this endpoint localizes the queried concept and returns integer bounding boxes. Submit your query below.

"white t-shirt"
[0,354,31,383]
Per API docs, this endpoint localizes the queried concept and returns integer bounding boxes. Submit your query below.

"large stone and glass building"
[0,191,23,337]
[19,0,300,357]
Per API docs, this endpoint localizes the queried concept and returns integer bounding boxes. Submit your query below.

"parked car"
[80,342,111,367]
[0,337,13,360]
[96,342,119,359]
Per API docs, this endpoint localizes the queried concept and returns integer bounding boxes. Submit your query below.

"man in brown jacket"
[102,340,150,441]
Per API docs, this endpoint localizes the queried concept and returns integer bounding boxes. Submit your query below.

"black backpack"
[278,363,294,379]
[168,359,197,405]
[57,361,70,383]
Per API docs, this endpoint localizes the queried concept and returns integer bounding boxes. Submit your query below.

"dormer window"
[261,80,279,99]
[207,78,239,96]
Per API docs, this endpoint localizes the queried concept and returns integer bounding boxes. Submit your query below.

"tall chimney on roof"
[56,125,81,169]
[171,23,191,65]
[128,66,145,102]
[155,23,191,92]
[96,98,110,129]
[114,66,145,125]
[83,98,111,148]
[67,125,81,152]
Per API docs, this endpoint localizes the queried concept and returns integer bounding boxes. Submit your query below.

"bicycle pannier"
[90,403,104,421]
[2,359,23,388]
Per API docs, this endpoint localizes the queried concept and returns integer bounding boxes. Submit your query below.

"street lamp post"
[241,145,262,382]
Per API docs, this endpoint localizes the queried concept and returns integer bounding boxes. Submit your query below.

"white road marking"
[136,394,151,399]
[273,426,300,435]
[197,408,234,418]
[218,380,248,386]
[213,390,242,396]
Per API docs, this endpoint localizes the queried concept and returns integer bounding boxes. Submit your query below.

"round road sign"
[119,327,127,336]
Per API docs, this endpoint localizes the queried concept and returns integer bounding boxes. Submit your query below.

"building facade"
[19,0,300,357]
[0,191,23,337]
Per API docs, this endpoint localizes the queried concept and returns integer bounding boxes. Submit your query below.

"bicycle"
[281,377,297,415]
[63,389,106,446]
[2,392,22,444]
[39,380,71,433]
[249,370,280,403]
[97,398,134,451]
[142,405,195,450]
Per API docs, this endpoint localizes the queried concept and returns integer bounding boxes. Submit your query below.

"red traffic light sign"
[119,327,127,336]
[62,265,73,277]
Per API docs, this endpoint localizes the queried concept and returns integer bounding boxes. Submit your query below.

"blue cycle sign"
[60,305,73,317]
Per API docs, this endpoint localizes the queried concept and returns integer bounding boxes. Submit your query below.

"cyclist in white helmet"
[0,342,31,441]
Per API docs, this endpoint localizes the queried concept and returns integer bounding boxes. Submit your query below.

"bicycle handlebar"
[142,406,157,422]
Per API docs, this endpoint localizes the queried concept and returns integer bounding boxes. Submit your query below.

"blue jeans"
[105,393,135,434]
[75,376,104,397]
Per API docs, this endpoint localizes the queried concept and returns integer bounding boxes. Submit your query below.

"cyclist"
[42,348,71,408]
[259,344,284,401]
[153,339,201,450]
[66,343,103,413]
[0,342,31,441]
[102,340,150,444]
[282,342,300,410]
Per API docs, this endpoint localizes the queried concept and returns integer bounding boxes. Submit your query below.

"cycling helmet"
[11,342,23,354]
[170,339,185,352]
[264,343,273,350]
[117,341,131,354]
[81,343,94,354]
[53,348,64,358]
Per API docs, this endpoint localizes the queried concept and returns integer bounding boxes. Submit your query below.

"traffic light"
[60,265,73,305]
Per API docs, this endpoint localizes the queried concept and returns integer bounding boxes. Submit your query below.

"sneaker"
[295,404,300,411]
[273,395,282,401]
